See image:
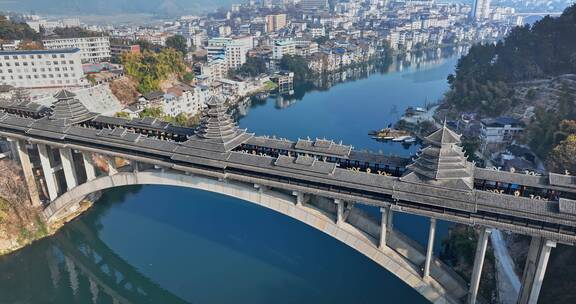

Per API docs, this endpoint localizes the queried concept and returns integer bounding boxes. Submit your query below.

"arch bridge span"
[46,169,468,304]
[4,91,576,303]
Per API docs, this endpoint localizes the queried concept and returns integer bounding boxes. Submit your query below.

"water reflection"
[0,187,188,304]
[234,46,468,118]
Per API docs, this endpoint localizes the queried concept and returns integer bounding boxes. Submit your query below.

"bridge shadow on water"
[0,185,431,304]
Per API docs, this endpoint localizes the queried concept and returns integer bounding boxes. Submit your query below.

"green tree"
[279,55,312,83]
[166,34,188,55]
[548,135,576,174]
[237,56,267,77]
[122,49,187,94]
[51,27,103,39]
[0,15,39,41]
[174,113,188,126]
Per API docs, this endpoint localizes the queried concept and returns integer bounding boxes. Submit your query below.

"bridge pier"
[468,227,491,304]
[83,152,96,181]
[60,148,78,190]
[11,139,41,207]
[379,207,390,249]
[104,156,118,175]
[517,237,556,304]
[38,144,58,201]
[335,199,344,225]
[423,218,436,279]
[292,191,309,206]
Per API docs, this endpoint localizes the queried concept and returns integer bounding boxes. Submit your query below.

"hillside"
[0,160,48,254]
[441,4,576,169]
[444,4,576,115]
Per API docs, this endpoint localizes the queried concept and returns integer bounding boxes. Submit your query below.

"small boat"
[403,137,417,143]
[393,136,411,142]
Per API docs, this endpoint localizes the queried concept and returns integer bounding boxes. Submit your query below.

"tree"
[174,113,188,126]
[166,35,188,55]
[182,72,195,84]
[279,55,312,83]
[548,135,576,174]
[237,56,267,77]
[122,49,187,94]
[51,27,103,39]
[0,15,39,42]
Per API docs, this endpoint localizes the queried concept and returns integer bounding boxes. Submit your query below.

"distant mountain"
[0,0,236,16]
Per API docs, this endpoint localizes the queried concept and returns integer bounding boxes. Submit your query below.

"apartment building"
[42,36,111,63]
[272,39,296,60]
[0,49,85,88]
[266,14,287,33]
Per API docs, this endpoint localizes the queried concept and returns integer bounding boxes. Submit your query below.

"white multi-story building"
[161,83,205,117]
[225,36,254,69]
[480,117,524,149]
[42,36,111,63]
[472,0,491,21]
[272,39,296,60]
[0,49,85,89]
[207,36,254,70]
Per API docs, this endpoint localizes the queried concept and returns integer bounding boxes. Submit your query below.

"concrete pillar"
[468,228,492,304]
[106,156,117,175]
[517,237,556,304]
[423,218,437,279]
[60,148,78,190]
[132,160,139,173]
[83,152,96,181]
[38,144,58,201]
[13,140,41,207]
[379,207,389,249]
[387,208,394,231]
[292,191,308,206]
[335,199,344,225]
[254,184,268,194]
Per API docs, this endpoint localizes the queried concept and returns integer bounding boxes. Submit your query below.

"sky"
[0,0,236,16]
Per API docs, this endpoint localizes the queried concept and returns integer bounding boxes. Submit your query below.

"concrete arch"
[44,170,466,304]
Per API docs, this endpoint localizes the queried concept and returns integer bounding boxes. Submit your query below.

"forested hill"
[445,4,576,114]
[0,16,39,42]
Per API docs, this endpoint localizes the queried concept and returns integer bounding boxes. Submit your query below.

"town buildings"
[266,14,287,33]
[272,39,296,60]
[0,49,85,89]
[42,36,111,63]
[110,43,141,60]
[472,0,492,21]
[480,117,524,151]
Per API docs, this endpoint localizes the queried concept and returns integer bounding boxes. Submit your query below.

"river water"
[0,47,465,304]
